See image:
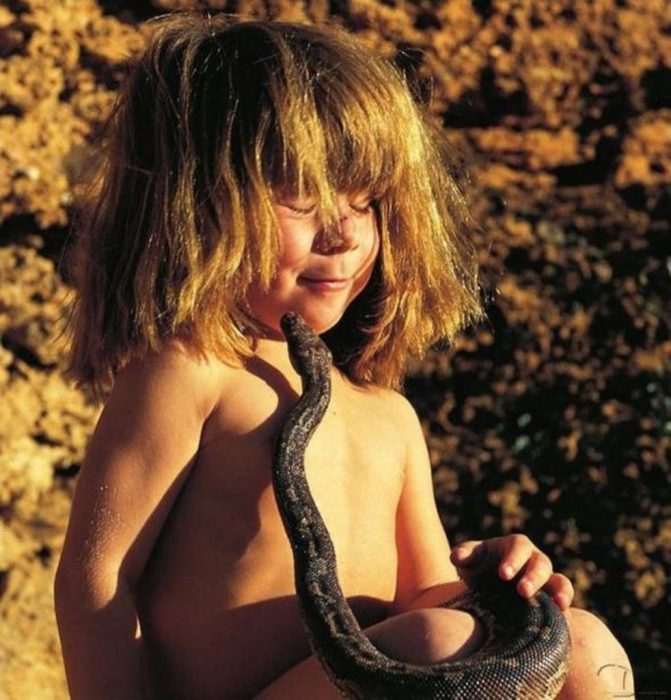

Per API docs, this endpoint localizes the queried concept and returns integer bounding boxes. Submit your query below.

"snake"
[272,312,571,699]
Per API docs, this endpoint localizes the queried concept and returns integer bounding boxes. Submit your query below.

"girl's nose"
[313,205,358,253]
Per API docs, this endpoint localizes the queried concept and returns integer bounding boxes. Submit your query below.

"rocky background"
[0,0,669,697]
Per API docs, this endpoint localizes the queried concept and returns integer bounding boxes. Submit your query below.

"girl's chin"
[290,309,344,335]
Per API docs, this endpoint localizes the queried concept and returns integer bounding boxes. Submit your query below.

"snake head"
[280,313,333,380]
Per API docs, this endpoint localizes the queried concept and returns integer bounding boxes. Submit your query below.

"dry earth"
[0,0,669,697]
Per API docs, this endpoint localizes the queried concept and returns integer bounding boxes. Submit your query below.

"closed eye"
[292,205,317,215]
[349,200,376,215]
[280,202,317,215]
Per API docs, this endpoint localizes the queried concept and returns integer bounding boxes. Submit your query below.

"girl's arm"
[391,395,465,613]
[54,344,219,700]
[391,396,573,613]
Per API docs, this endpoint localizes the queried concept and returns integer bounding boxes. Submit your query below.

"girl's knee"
[559,608,634,699]
[366,608,484,665]
[565,608,628,659]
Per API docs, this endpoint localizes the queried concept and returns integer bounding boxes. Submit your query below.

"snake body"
[272,312,571,699]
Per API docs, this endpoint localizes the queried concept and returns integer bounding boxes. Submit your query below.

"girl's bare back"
[137,349,406,698]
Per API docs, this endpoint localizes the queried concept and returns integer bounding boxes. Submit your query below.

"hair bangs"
[257,23,418,220]
[320,88,416,203]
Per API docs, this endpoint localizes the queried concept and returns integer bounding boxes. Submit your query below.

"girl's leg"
[255,606,634,700]
[558,608,634,700]
[254,608,482,700]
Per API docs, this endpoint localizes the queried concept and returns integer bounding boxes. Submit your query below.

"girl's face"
[245,192,380,338]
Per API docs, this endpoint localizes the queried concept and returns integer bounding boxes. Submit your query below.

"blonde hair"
[66,13,483,398]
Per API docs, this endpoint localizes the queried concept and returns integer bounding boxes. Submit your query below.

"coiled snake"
[272,312,571,699]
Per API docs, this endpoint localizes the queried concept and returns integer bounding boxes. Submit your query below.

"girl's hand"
[449,535,574,611]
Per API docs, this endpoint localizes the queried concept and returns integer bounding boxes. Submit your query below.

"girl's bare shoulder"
[346,381,421,432]
[113,338,239,423]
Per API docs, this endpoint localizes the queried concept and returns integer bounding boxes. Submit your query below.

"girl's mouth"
[298,276,349,291]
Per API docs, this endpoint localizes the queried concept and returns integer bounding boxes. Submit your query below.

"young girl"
[55,13,633,699]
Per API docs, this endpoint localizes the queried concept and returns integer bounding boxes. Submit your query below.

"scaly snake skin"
[272,312,571,699]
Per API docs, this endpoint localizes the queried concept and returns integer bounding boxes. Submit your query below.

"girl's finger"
[497,534,535,580]
[541,573,575,610]
[450,540,484,568]
[515,551,554,597]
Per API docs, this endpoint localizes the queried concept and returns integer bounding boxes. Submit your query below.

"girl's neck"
[248,330,294,371]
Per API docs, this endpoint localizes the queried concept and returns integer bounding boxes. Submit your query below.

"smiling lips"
[298,275,350,291]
